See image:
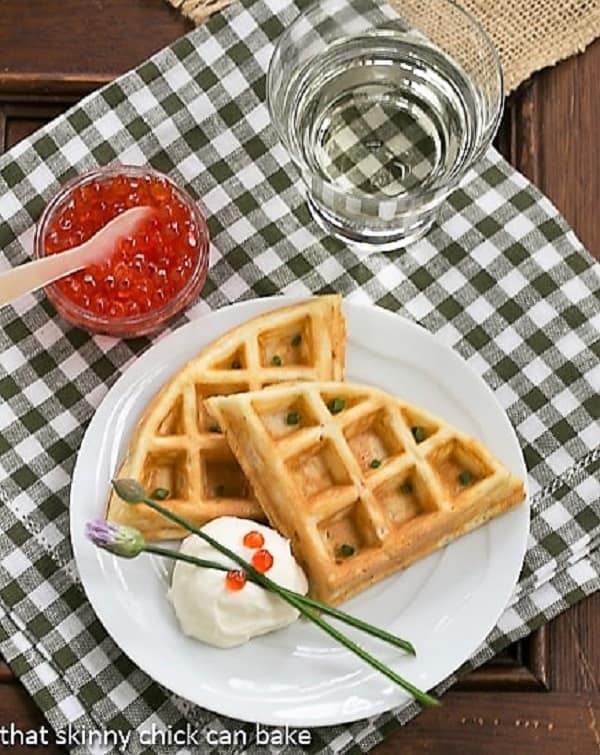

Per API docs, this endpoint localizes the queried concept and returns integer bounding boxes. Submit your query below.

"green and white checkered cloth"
[0,0,598,751]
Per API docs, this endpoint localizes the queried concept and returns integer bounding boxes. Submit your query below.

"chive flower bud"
[112,478,146,503]
[85,519,145,558]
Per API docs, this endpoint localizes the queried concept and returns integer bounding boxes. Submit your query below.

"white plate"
[71,297,529,727]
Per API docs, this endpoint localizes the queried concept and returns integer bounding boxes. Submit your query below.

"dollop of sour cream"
[168,517,308,648]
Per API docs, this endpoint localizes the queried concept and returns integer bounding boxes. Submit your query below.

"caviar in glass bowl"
[34,165,210,337]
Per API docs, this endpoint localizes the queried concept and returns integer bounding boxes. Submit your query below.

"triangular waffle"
[207,382,526,605]
[106,297,346,540]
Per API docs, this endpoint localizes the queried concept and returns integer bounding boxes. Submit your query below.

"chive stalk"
[108,479,440,708]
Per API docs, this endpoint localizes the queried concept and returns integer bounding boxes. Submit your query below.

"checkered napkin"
[0,0,598,751]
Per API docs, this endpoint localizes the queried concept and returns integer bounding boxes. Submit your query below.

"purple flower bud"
[85,519,145,558]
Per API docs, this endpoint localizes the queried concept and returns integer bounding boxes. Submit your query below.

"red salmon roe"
[252,548,274,573]
[225,570,247,592]
[42,171,206,320]
[243,530,265,549]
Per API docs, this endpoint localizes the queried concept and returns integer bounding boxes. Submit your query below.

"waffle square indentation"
[196,382,250,431]
[256,393,320,439]
[374,466,436,526]
[318,499,379,561]
[156,395,185,436]
[427,438,493,500]
[203,451,250,500]
[209,345,248,371]
[258,317,311,368]
[288,438,352,498]
[343,409,405,473]
[141,450,189,499]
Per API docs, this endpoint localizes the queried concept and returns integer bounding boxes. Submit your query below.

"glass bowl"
[34,165,210,338]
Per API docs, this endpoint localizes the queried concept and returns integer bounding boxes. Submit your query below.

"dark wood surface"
[0,1,598,752]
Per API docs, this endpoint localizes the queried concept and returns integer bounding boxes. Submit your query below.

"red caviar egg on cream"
[252,548,274,573]
[243,530,265,549]
[225,570,247,592]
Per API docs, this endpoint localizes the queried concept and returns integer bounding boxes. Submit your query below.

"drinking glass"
[267,0,503,249]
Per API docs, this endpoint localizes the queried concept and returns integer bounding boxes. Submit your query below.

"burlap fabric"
[167,0,600,92]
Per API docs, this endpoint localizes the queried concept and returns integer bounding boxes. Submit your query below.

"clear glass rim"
[266,0,504,209]
[33,164,210,332]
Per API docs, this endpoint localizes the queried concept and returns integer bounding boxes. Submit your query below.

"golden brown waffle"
[207,382,526,605]
[106,297,346,540]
